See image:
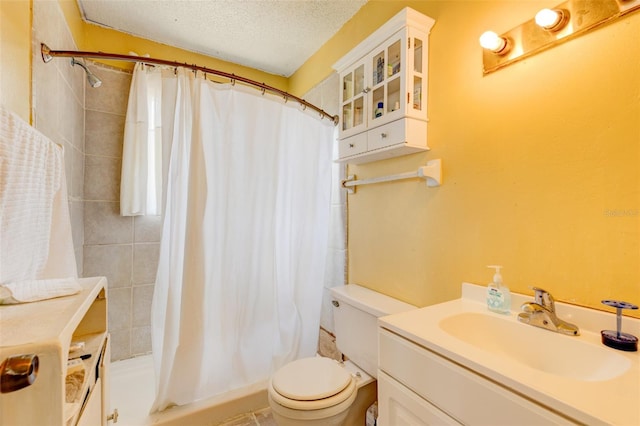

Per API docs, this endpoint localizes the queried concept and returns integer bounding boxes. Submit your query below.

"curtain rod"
[40,43,338,125]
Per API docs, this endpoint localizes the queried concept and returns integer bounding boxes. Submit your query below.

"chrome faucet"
[517,287,580,336]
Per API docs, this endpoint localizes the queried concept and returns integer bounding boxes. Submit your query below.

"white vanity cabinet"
[377,328,574,425]
[0,277,111,425]
[376,284,640,425]
[334,7,435,164]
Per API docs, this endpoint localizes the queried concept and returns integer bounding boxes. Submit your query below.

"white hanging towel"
[0,106,77,289]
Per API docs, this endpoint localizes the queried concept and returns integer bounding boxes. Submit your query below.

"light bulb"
[479,31,508,54]
[535,8,567,30]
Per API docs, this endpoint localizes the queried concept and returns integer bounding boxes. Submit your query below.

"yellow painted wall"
[292,1,640,317]
[0,0,31,122]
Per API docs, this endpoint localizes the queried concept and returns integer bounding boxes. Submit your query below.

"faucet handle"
[532,287,555,312]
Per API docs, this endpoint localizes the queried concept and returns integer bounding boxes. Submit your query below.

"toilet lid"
[271,357,352,401]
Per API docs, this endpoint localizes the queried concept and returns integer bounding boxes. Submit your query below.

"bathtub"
[110,355,269,425]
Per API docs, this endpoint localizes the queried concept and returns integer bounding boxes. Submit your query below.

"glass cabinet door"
[386,39,402,114]
[369,34,404,125]
[353,64,365,128]
[409,33,426,115]
[341,61,366,134]
[371,46,385,123]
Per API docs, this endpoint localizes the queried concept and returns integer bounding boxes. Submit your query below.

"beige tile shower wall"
[32,1,85,274]
[83,63,161,361]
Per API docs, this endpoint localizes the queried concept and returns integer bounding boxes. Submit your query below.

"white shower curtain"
[120,63,163,216]
[149,69,334,412]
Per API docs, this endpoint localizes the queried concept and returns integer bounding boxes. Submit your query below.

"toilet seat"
[269,357,356,411]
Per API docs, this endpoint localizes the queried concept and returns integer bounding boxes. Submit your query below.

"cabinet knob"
[380,132,387,138]
[0,354,39,393]
[107,408,119,423]
[362,87,370,94]
[349,143,354,148]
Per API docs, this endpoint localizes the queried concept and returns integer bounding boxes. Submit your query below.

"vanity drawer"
[379,328,577,425]
[338,132,367,158]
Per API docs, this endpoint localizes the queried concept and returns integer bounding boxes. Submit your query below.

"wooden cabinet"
[334,8,435,164]
[0,277,111,425]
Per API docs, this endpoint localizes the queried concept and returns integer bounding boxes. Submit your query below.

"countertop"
[378,283,640,425]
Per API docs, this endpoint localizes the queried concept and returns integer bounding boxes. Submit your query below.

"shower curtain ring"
[231,74,236,86]
[261,86,266,96]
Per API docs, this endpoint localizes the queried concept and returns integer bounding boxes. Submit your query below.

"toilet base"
[270,409,348,426]
[269,392,352,426]
[269,380,377,426]
[343,379,377,426]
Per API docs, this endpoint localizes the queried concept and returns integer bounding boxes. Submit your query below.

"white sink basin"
[378,283,640,425]
[439,311,631,381]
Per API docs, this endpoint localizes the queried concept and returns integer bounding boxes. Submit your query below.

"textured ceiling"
[77,0,367,77]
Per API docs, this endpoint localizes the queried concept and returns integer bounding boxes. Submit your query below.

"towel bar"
[342,159,442,194]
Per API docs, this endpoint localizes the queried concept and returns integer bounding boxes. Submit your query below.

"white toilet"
[268,284,416,425]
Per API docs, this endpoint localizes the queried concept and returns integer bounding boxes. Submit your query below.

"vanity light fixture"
[535,8,569,31]
[479,31,510,55]
[480,0,640,75]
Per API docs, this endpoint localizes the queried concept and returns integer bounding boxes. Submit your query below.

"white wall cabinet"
[334,8,435,164]
[0,277,112,425]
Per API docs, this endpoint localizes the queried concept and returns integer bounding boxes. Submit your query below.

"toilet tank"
[330,284,416,378]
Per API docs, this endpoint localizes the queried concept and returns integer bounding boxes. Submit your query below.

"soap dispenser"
[486,265,511,314]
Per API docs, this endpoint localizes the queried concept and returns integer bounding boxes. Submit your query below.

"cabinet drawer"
[338,132,367,158]
[367,119,406,152]
[379,328,577,425]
